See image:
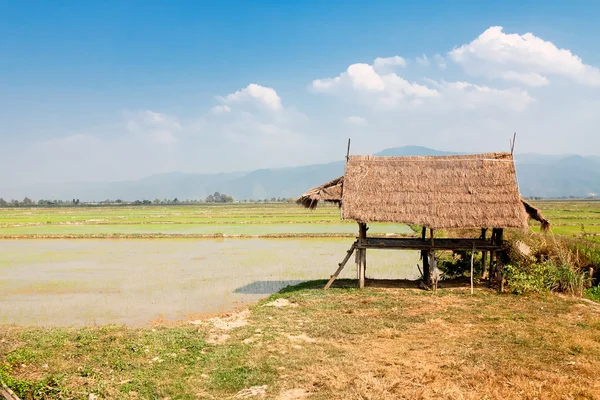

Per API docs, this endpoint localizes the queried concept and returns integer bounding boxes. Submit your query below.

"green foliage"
[0,364,65,399]
[205,191,234,203]
[550,263,589,296]
[584,285,600,302]
[504,262,554,295]
[505,260,590,296]
[438,251,482,279]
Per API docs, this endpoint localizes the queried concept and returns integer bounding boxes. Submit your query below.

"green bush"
[584,286,600,302]
[550,263,589,296]
[505,260,590,296]
[438,251,482,279]
[504,262,554,295]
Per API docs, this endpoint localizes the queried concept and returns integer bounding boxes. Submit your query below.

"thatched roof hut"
[298,152,548,230]
[296,176,343,210]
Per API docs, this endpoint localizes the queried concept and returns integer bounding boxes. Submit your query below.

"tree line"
[0,193,296,207]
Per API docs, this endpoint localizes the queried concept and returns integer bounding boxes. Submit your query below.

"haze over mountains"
[2,146,600,201]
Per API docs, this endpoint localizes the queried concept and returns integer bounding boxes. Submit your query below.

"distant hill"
[1,146,599,201]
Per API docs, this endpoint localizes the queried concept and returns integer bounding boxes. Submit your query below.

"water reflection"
[233,280,307,294]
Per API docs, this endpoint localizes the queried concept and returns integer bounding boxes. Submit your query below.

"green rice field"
[1,201,600,240]
[0,203,412,237]
[529,200,600,243]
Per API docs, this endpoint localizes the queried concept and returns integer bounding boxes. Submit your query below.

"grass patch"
[2,283,600,399]
[584,285,600,302]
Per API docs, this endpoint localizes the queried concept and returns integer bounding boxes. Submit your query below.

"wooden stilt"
[495,228,505,292]
[420,226,429,283]
[359,249,366,288]
[324,242,356,290]
[356,248,361,281]
[480,228,488,279]
[429,251,438,292]
[358,222,367,288]
[497,251,505,292]
[422,250,430,284]
[481,251,488,278]
[470,242,475,295]
[363,248,367,279]
[496,228,504,246]
[488,251,496,287]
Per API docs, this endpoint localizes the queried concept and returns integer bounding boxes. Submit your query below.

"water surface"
[0,239,419,326]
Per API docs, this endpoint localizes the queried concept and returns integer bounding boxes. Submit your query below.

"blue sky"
[1,0,600,185]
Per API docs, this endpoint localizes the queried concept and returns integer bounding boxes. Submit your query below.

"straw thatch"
[342,153,528,229]
[522,200,550,231]
[296,176,343,209]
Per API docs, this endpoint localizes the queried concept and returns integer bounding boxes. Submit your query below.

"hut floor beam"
[356,238,503,251]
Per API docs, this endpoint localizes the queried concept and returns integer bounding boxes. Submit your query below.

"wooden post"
[421,250,430,284]
[429,251,437,292]
[495,229,504,291]
[361,249,366,288]
[358,222,367,289]
[358,250,365,288]
[481,251,488,278]
[497,251,505,292]
[496,228,504,246]
[480,228,488,278]
[488,251,496,287]
[429,229,435,288]
[355,248,361,280]
[421,226,429,283]
[470,242,475,295]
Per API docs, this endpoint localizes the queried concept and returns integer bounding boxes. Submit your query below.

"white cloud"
[500,71,549,87]
[416,54,430,66]
[345,116,368,126]
[427,80,535,112]
[434,54,446,70]
[347,64,386,91]
[373,56,407,70]
[220,83,282,111]
[124,110,181,144]
[449,26,600,87]
[312,59,439,107]
[210,105,231,114]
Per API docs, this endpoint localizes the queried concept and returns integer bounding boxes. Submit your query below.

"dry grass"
[1,283,600,399]
[254,284,600,399]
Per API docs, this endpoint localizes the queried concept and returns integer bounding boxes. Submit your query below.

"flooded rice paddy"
[0,239,419,326]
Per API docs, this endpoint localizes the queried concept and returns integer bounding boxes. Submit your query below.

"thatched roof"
[298,152,535,230]
[296,176,343,209]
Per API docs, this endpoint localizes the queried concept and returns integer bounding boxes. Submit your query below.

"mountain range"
[2,146,600,201]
